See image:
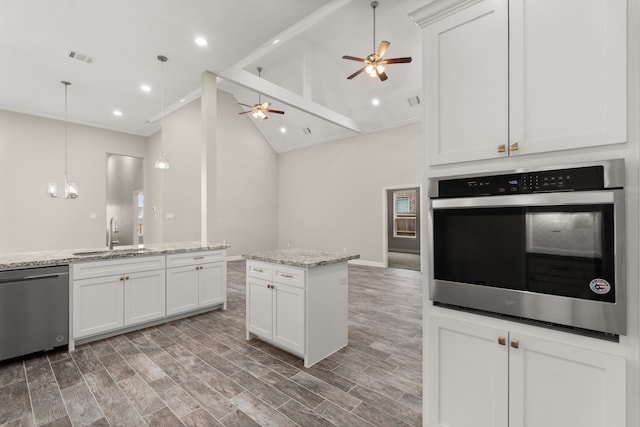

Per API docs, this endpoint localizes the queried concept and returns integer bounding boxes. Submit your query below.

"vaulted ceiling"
[0,0,425,153]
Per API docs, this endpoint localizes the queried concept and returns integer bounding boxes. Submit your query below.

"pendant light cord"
[62,81,70,182]
[160,57,165,150]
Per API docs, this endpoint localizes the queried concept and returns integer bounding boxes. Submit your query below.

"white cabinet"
[417,0,627,165]
[246,260,348,367]
[428,314,626,427]
[72,256,166,339]
[246,263,305,356]
[166,250,226,315]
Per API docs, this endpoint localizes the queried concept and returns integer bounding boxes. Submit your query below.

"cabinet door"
[198,262,226,308]
[166,266,199,316]
[124,270,166,326]
[509,0,627,155]
[73,275,123,338]
[246,277,272,339]
[428,315,508,427]
[424,0,508,165]
[272,282,305,357]
[508,332,626,427]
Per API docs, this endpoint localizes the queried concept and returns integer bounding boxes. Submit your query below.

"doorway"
[386,187,421,271]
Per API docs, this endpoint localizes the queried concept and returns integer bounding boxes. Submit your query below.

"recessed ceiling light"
[372,98,380,106]
[195,37,208,47]
[280,127,287,134]
[272,39,280,45]
[140,84,151,92]
[113,110,123,117]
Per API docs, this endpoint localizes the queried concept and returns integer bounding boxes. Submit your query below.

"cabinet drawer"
[166,250,225,268]
[247,261,273,280]
[73,256,165,280]
[274,265,305,289]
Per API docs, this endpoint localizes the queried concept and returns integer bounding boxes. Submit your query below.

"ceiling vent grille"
[302,127,312,136]
[407,95,421,107]
[68,51,96,64]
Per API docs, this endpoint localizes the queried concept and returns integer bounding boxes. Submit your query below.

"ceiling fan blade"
[381,57,413,64]
[347,67,367,79]
[376,40,390,58]
[376,68,388,82]
[342,55,367,62]
[237,103,254,108]
[266,109,285,114]
[238,111,252,115]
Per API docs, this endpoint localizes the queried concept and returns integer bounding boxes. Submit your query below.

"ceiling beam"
[217,67,361,133]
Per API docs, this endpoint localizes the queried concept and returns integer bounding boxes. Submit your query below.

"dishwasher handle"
[0,272,68,284]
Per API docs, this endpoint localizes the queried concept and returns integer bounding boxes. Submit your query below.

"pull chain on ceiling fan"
[342,1,412,81]
[238,67,285,119]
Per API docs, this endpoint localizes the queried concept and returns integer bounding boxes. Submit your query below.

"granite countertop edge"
[0,241,230,270]
[243,249,360,268]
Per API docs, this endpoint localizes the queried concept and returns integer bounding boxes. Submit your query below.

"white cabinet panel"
[198,262,226,308]
[247,277,273,339]
[124,270,166,326]
[73,275,124,338]
[166,266,199,315]
[272,282,304,355]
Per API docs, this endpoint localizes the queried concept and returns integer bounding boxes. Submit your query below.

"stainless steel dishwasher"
[0,265,69,362]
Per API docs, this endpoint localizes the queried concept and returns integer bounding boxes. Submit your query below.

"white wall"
[277,122,422,264]
[216,90,279,257]
[0,109,146,253]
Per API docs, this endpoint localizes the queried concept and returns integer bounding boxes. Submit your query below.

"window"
[394,190,417,238]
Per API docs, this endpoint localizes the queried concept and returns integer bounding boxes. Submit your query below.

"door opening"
[386,187,421,271]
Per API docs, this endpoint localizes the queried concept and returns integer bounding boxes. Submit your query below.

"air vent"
[407,95,421,107]
[68,51,96,64]
[302,127,312,136]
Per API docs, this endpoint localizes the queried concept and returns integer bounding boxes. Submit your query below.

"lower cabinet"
[73,256,166,339]
[428,314,626,427]
[246,276,304,356]
[166,250,227,315]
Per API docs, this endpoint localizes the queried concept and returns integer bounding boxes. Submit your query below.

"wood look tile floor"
[0,260,422,426]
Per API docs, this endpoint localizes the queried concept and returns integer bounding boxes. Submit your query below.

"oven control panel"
[437,166,605,198]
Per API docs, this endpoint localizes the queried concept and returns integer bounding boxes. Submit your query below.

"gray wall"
[278,122,422,265]
[0,109,147,253]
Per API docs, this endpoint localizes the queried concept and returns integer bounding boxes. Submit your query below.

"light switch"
[167,213,176,219]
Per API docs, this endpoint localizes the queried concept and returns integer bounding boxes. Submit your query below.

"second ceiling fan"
[343,1,412,81]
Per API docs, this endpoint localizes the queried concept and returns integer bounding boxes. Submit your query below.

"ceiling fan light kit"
[342,1,412,81]
[238,67,285,120]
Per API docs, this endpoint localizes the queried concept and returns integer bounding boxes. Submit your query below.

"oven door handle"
[431,190,619,209]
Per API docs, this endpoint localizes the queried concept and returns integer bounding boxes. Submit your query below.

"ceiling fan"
[238,67,285,120]
[342,1,412,81]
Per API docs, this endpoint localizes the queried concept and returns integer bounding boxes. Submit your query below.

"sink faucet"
[108,217,119,250]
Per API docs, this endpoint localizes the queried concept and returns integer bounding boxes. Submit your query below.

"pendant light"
[48,80,78,199]
[154,55,170,169]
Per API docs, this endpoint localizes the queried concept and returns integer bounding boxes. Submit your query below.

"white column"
[201,71,218,243]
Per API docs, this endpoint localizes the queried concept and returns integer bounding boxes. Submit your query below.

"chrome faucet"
[108,217,119,250]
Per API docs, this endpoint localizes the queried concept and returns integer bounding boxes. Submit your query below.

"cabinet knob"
[119,276,124,281]
[125,276,129,280]
[510,339,520,349]
[498,144,506,153]
[510,142,519,152]
[498,336,506,346]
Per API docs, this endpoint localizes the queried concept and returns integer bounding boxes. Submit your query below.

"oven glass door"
[433,202,615,302]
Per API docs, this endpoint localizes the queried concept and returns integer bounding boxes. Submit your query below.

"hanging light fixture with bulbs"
[154,54,170,170]
[48,80,78,199]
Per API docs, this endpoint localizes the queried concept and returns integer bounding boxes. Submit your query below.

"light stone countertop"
[0,241,230,270]
[243,248,360,268]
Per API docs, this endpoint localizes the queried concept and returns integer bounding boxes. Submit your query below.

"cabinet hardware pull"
[280,273,294,278]
[498,144,506,153]
[498,336,506,346]
[253,268,264,273]
[193,256,204,260]
[510,142,519,151]
[510,339,520,349]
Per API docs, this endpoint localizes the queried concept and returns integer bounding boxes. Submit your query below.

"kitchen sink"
[73,248,153,257]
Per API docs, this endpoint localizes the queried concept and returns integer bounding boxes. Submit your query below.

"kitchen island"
[244,248,360,367]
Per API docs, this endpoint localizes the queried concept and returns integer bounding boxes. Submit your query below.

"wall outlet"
[89,213,97,219]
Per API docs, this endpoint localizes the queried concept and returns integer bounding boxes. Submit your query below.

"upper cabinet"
[414,0,627,165]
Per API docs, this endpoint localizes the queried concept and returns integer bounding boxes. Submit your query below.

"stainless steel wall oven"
[429,160,626,336]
